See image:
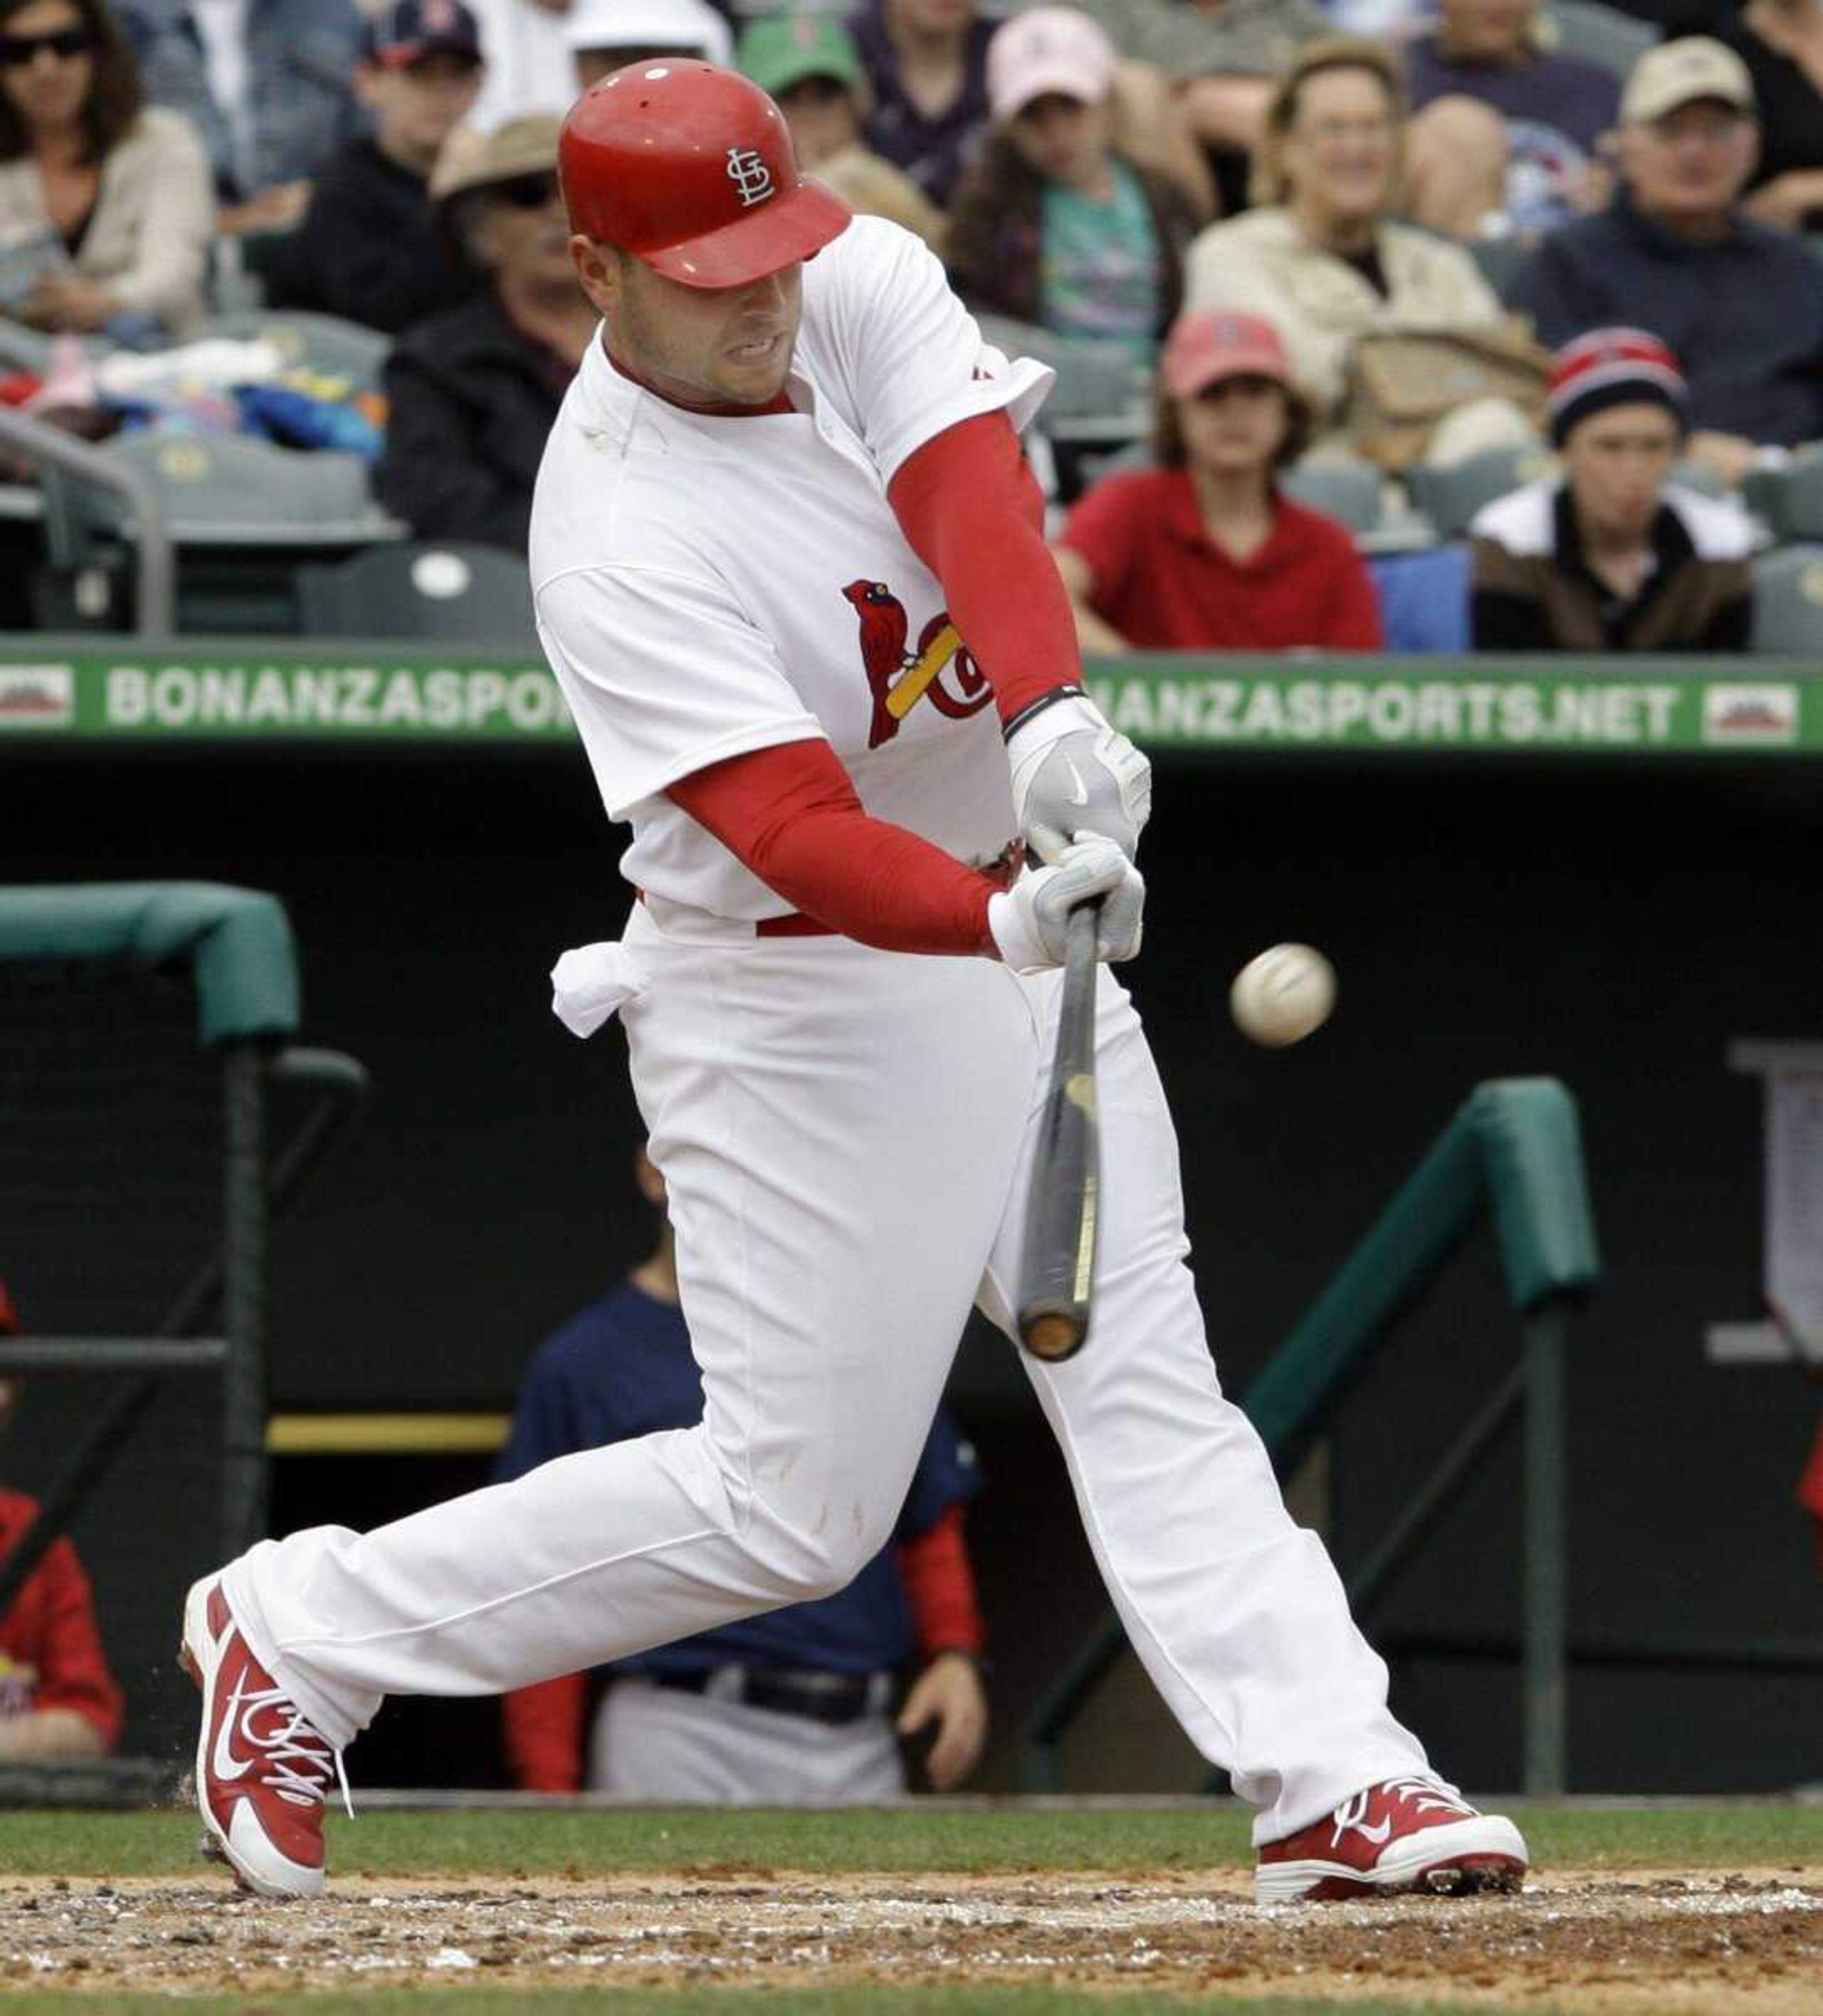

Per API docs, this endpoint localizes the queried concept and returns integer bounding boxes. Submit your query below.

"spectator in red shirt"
[1052,308,1382,653]
[0,1280,124,1761]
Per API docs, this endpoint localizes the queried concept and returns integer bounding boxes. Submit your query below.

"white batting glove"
[987,838,1145,973]
[1005,693,1151,865]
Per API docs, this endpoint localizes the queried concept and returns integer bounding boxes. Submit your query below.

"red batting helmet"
[560,60,851,289]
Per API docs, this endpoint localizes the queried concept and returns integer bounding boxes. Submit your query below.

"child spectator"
[1507,38,1823,489]
[563,0,729,93]
[117,0,366,236]
[1403,0,1621,240]
[375,113,591,549]
[0,1281,125,1764]
[738,14,942,249]
[851,0,997,210]
[1052,308,1383,652]
[1185,38,1521,465]
[288,0,485,334]
[1469,328,1753,650]
[946,7,1198,370]
[0,0,212,338]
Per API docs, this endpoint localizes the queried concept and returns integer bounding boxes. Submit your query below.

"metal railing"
[0,405,173,637]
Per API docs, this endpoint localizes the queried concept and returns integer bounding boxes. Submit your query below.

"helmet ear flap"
[559,59,850,289]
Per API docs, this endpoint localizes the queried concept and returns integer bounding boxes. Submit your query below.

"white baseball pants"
[588,1678,904,1804]
[224,902,1428,1843]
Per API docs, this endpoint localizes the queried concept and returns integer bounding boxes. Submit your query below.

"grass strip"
[0,1801,1818,1880]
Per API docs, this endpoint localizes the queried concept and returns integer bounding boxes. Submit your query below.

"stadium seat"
[1744,449,1823,542]
[1535,0,1655,81]
[1751,544,1823,651]
[1468,235,1528,300]
[1280,456,1386,534]
[186,310,392,393]
[82,433,375,532]
[1669,459,1729,500]
[36,434,395,633]
[297,542,540,648]
[1405,443,1557,540]
[1369,544,1473,653]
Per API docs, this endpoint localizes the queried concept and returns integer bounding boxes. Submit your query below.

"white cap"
[562,0,733,68]
[987,6,1116,121]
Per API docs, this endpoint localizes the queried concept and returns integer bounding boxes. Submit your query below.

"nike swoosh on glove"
[986,838,1145,973]
[1006,695,1152,864]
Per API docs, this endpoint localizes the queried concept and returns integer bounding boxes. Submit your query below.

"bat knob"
[1021,1310,1089,1363]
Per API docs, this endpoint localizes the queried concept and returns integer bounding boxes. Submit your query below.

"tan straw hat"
[430,114,563,208]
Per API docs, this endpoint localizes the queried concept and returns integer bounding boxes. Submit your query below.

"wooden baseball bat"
[1016,901,1100,1362]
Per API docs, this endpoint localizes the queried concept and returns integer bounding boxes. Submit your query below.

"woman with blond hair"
[1183,36,1521,462]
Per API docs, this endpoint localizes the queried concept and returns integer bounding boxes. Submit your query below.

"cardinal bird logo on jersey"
[842,580,992,748]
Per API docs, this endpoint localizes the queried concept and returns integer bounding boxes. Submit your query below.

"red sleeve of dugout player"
[0,1490,125,1748]
[886,412,1081,728]
[501,1671,587,1792]
[894,1504,984,1660]
[1799,1419,1823,1576]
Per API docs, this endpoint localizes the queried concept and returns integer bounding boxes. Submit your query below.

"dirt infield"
[5,1864,1820,2008]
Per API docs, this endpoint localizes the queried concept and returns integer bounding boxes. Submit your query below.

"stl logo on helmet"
[843,581,991,749]
[725,147,775,208]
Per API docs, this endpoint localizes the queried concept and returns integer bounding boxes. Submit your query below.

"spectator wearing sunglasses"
[288,0,487,334]
[1052,309,1382,652]
[376,113,593,550]
[0,0,211,337]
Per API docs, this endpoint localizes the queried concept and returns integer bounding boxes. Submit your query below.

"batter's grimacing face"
[581,241,804,410]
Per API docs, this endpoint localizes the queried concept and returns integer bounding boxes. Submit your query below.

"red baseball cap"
[0,1278,18,1336]
[1160,310,1292,399]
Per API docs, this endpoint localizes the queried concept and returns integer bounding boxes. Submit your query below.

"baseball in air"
[1230,944,1336,1047]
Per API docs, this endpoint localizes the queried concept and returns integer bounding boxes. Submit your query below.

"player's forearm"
[667,740,996,956]
[888,413,1083,728]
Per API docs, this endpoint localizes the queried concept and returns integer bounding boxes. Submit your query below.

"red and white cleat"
[179,1576,349,1900]
[1256,1776,1528,1904]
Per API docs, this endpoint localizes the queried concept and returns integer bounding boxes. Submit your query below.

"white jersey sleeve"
[536,562,826,823]
[803,215,1054,487]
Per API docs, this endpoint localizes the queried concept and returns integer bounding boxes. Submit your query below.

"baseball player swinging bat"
[1017,902,1100,1361]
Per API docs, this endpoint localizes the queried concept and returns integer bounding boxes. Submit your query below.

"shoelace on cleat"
[1330,1775,1475,1846]
[231,1683,356,1819]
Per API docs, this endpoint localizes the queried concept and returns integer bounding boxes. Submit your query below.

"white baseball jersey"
[529,216,1053,926]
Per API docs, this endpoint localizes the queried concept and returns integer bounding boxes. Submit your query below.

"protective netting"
[0,958,226,1762]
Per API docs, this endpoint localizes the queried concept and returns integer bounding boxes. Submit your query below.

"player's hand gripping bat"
[1016,902,1099,1361]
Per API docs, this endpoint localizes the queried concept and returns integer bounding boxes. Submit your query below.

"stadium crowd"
[0,0,1821,651]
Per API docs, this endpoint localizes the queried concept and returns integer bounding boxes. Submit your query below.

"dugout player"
[178,61,1529,1908]
[498,1146,989,1801]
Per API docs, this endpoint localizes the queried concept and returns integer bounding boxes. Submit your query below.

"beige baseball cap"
[1619,37,1755,125]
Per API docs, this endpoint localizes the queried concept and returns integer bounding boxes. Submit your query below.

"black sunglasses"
[491,172,560,211]
[0,26,92,67]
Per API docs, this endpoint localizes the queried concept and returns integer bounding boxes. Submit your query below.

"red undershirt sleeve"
[887,412,1082,727]
[667,739,997,956]
[893,1505,985,1661]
